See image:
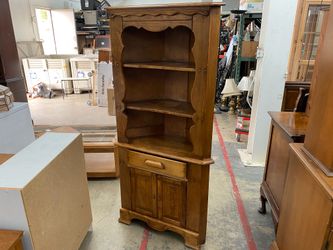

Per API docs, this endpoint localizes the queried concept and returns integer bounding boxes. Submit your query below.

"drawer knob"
[144,160,165,169]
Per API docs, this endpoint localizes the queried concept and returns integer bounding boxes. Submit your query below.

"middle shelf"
[123,61,196,72]
[126,99,195,118]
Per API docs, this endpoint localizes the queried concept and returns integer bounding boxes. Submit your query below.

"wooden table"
[259,112,308,229]
[0,230,23,250]
[34,125,118,178]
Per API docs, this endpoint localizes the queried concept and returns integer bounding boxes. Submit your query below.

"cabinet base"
[119,208,201,250]
[270,240,279,250]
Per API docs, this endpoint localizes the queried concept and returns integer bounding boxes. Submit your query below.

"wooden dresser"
[259,112,308,228]
[0,230,23,250]
[108,2,222,249]
[273,144,333,249]
[272,1,333,249]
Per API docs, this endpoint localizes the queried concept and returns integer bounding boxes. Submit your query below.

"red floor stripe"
[139,228,149,250]
[213,116,257,250]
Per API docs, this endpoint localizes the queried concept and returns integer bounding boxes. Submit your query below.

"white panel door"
[51,9,78,55]
[35,8,56,55]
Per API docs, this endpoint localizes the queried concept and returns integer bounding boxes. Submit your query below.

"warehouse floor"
[28,93,115,126]
[28,95,275,250]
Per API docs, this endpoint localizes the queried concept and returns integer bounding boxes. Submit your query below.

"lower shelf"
[130,135,192,153]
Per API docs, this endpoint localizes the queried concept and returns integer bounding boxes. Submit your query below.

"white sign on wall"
[97,63,113,107]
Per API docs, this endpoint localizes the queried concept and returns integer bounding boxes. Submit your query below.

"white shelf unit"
[70,57,98,94]
[22,58,73,94]
[22,58,49,93]
[46,59,73,94]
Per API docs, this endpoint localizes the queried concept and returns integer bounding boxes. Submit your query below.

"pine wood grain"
[0,230,23,250]
[123,62,195,72]
[260,112,308,228]
[109,3,221,249]
[126,99,194,118]
[303,3,333,174]
[0,154,14,165]
[84,153,116,178]
[276,144,333,249]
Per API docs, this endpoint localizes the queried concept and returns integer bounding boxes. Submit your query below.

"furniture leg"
[258,194,267,214]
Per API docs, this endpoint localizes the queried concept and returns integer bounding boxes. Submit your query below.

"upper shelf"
[123,62,196,72]
[126,99,194,118]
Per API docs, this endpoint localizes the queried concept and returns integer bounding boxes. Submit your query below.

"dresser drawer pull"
[144,160,165,169]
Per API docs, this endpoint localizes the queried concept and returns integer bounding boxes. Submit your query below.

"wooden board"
[123,62,195,72]
[0,154,14,165]
[0,230,23,250]
[85,152,117,178]
[276,143,333,249]
[126,100,194,118]
[303,3,333,175]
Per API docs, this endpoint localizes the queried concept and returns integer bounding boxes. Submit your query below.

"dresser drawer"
[127,150,186,180]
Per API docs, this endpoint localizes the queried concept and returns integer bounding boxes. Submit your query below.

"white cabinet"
[70,57,98,94]
[46,59,73,94]
[22,58,72,94]
[22,58,49,93]
[0,102,35,154]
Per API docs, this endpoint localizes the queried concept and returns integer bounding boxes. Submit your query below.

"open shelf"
[123,62,195,72]
[130,135,192,153]
[126,99,194,118]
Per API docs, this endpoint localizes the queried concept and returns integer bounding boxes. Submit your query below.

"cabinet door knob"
[144,160,165,169]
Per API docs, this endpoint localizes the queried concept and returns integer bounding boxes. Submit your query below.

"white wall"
[246,0,298,165]
[223,0,240,13]
[8,0,81,42]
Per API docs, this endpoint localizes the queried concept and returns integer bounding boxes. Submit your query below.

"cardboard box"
[107,88,116,116]
[241,41,259,58]
[97,62,113,107]
[0,133,92,250]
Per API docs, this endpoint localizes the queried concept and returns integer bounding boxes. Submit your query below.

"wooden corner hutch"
[108,2,222,249]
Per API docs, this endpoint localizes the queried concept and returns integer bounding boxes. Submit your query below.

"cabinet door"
[130,168,157,217]
[157,176,186,227]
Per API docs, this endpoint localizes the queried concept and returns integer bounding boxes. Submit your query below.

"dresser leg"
[258,195,267,214]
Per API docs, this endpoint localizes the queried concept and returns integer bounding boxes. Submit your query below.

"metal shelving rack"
[235,12,262,83]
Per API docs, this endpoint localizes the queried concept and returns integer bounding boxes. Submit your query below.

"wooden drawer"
[127,150,186,180]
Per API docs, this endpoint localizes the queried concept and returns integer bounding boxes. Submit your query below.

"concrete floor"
[28,94,115,126]
[28,95,275,250]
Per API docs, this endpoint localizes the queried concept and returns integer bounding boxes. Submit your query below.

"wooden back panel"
[303,2,333,174]
[306,8,330,115]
